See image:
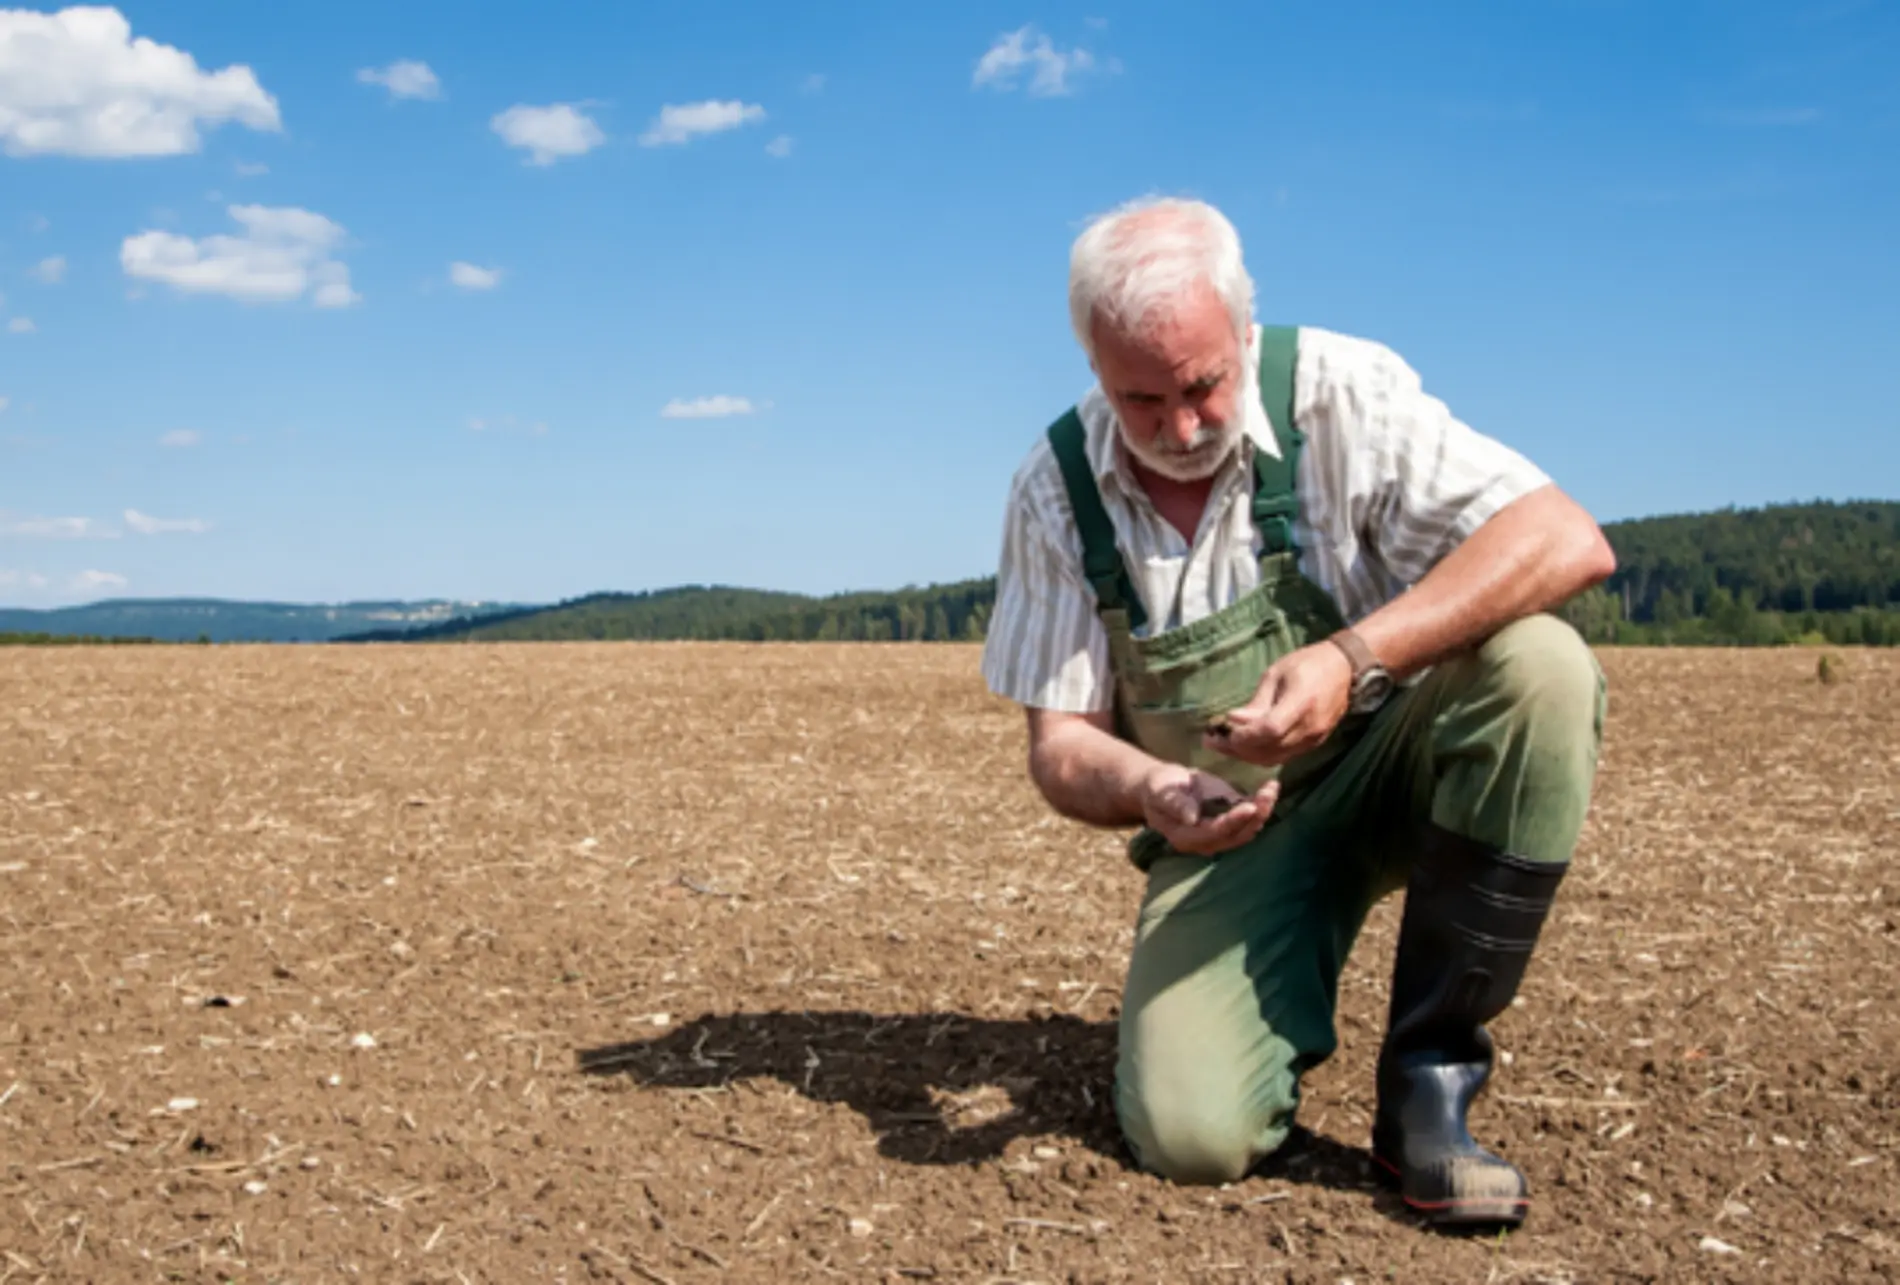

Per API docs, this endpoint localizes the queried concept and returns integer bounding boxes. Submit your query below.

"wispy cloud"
[29,255,65,283]
[800,73,826,95]
[125,508,209,535]
[639,100,766,146]
[7,317,33,334]
[0,569,50,590]
[449,261,502,290]
[765,134,794,159]
[357,59,441,101]
[159,429,202,447]
[0,511,115,539]
[121,204,360,308]
[661,395,757,419]
[71,569,127,593]
[0,5,280,158]
[973,25,1116,97]
[234,160,268,177]
[491,103,605,165]
[0,395,8,415]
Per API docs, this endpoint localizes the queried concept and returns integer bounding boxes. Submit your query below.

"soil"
[2,641,1896,1283]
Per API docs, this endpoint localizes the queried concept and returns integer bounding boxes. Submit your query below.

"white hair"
[1067,195,1255,364]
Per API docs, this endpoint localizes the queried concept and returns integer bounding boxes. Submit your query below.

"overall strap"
[1250,324,1304,559]
[1047,409,1148,633]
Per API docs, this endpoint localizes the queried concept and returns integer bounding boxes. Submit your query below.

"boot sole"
[1371,1152,1529,1230]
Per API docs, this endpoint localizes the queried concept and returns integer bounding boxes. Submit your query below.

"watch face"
[1353,669,1394,712]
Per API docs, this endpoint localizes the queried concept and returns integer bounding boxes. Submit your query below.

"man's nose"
[1167,405,1200,446]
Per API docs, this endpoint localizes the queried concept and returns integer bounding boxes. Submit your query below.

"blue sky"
[1,1,1895,607]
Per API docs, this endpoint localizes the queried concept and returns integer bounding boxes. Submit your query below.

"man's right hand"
[1137,763,1280,857]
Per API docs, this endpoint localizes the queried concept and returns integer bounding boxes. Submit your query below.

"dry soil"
[2,642,1896,1283]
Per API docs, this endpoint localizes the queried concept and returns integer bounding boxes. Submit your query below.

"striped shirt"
[980,324,1554,713]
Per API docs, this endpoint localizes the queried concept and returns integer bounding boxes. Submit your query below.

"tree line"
[345,500,1897,649]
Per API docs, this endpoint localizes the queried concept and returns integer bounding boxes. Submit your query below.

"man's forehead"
[1102,340,1239,386]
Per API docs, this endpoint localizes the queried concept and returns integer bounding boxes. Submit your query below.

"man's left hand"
[1202,641,1353,767]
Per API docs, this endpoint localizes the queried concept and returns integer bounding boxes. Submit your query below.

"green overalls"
[1046,325,1608,1185]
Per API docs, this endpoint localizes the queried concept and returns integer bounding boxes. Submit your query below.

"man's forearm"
[1026,714,1157,829]
[1353,485,1616,680]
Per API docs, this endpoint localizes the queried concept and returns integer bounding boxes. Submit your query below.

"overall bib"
[1045,325,1608,1223]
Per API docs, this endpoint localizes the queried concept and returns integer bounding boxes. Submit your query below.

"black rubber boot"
[1370,822,1569,1230]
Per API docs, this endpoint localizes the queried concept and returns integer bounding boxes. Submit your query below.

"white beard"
[1116,363,1255,482]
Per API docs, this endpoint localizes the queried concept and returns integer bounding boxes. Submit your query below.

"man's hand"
[1138,762,1280,857]
[1202,641,1353,767]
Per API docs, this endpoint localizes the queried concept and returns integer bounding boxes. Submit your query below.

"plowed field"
[3,641,1896,1283]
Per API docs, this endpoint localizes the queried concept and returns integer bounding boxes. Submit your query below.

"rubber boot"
[1369,822,1569,1230]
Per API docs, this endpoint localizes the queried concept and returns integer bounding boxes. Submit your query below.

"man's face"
[1089,280,1249,483]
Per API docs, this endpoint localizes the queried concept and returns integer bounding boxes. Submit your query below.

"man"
[980,195,1614,1230]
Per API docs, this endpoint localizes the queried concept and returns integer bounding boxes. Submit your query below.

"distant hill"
[339,581,995,644]
[336,499,1900,649]
[12,500,1897,649]
[1560,498,1900,646]
[0,597,530,643]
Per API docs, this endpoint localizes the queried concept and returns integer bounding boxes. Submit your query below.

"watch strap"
[1328,627,1380,679]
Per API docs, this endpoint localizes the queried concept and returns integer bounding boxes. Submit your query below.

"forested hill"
[0,597,527,643]
[1596,499,1899,617]
[339,499,1900,648]
[341,581,998,644]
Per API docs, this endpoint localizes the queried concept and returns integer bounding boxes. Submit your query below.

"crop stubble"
[1,641,1896,1283]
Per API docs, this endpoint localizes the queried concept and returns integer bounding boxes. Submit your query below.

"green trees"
[337,500,1898,649]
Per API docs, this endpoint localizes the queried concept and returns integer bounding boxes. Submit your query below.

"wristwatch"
[1328,627,1395,714]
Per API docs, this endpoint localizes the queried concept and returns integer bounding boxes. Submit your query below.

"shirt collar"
[1080,323,1282,494]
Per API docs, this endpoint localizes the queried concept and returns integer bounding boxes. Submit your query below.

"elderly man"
[980,195,1613,1229]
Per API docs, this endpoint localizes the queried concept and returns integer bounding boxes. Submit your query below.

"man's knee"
[1116,1057,1300,1185]
[1469,613,1604,736]
[1120,1092,1290,1185]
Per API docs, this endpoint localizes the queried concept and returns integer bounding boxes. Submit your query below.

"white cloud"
[159,428,201,447]
[639,100,766,147]
[125,508,208,534]
[357,59,440,101]
[71,569,126,593]
[973,25,1112,97]
[0,511,114,539]
[449,261,501,290]
[490,103,604,165]
[765,134,794,158]
[234,160,267,176]
[0,5,280,158]
[0,569,50,590]
[7,317,33,333]
[661,395,757,419]
[29,255,65,283]
[120,204,360,308]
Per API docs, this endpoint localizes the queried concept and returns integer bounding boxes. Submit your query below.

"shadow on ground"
[574,1008,1386,1206]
